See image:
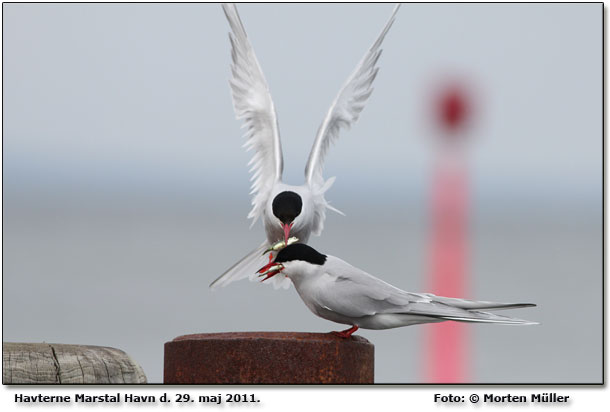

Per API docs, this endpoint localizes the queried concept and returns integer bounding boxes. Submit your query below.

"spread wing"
[223,3,283,225]
[304,4,400,189]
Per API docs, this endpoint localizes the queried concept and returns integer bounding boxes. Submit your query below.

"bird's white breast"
[287,265,354,326]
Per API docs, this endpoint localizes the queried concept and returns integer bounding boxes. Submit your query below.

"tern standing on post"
[256,244,537,337]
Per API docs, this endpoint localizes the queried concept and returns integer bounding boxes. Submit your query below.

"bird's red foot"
[331,325,359,339]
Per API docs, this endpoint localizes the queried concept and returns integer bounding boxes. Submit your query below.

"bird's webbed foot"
[331,325,359,339]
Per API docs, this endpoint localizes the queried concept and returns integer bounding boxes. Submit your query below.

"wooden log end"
[3,342,147,384]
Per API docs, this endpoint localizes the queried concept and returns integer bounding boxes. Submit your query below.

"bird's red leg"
[332,325,359,339]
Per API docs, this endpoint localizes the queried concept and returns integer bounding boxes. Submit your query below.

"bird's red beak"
[256,260,283,282]
[282,222,293,244]
[257,260,275,274]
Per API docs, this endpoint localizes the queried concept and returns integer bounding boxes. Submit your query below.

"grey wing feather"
[311,257,424,317]
[305,4,400,189]
[432,311,538,325]
[420,295,536,311]
[222,3,283,225]
[397,301,538,325]
[210,241,292,290]
[209,241,269,289]
[313,257,536,324]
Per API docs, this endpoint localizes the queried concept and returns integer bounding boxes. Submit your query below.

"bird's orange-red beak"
[282,222,293,244]
[256,260,283,282]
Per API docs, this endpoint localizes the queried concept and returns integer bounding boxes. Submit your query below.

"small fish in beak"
[257,263,284,282]
[263,236,299,255]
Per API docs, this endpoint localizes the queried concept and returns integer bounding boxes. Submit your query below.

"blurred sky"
[2,3,602,383]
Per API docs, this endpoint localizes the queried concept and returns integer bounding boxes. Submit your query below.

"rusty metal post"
[164,332,374,384]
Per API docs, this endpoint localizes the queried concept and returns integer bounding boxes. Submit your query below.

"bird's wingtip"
[327,204,345,216]
[517,321,540,326]
[518,303,537,308]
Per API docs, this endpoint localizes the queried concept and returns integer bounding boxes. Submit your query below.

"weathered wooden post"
[164,332,374,384]
[3,342,147,384]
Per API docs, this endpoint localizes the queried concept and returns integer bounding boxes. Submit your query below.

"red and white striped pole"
[424,83,473,383]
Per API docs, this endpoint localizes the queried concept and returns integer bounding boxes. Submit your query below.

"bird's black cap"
[275,243,327,266]
[272,191,302,224]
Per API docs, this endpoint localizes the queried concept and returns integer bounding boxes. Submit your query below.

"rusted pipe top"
[171,331,371,343]
[164,332,374,384]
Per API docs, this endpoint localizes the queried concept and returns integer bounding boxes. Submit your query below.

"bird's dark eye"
[272,191,303,224]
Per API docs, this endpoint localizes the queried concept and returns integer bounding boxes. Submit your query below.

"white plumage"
[263,244,537,336]
[211,4,401,290]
